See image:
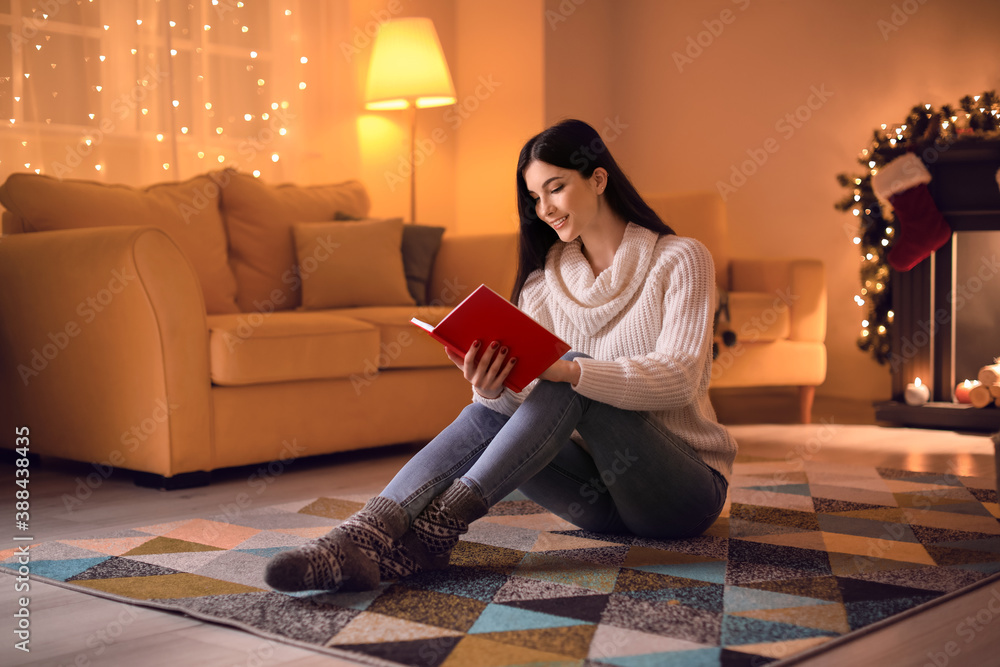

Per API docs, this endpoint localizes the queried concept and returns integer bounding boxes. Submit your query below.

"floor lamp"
[364,18,456,223]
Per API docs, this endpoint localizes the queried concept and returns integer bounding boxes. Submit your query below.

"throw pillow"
[292,218,416,309]
[219,169,370,312]
[400,224,446,305]
[334,213,445,305]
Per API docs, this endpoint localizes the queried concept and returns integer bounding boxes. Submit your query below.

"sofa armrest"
[729,258,826,343]
[429,233,518,306]
[0,226,213,477]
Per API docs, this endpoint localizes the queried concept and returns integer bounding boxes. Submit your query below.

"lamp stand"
[409,105,417,224]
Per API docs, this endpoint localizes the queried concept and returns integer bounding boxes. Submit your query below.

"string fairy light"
[6,2,305,180]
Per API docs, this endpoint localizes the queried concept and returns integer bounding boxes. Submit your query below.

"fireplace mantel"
[875,140,1000,431]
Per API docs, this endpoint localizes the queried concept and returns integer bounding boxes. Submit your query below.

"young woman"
[264,118,737,593]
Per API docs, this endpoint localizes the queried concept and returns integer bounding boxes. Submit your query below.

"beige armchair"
[645,192,827,423]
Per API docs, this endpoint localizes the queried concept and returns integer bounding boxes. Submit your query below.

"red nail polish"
[500,346,508,355]
[491,341,499,349]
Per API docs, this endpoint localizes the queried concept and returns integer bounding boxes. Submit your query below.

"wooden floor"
[2,389,999,666]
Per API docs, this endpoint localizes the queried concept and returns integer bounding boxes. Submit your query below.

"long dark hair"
[512,118,674,304]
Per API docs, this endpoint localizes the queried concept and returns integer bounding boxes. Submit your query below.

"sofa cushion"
[0,171,239,314]
[401,224,447,305]
[292,218,415,309]
[219,170,370,312]
[207,311,380,385]
[726,292,792,343]
[335,306,454,369]
[336,213,446,306]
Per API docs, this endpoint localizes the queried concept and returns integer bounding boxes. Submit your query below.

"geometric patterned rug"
[4,460,999,666]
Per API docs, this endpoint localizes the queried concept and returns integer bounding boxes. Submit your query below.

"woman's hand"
[539,359,581,386]
[446,340,517,399]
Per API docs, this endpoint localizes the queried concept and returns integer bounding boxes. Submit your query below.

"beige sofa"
[0,172,825,488]
[0,170,515,487]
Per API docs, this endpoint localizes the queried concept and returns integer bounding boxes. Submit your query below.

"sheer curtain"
[0,0,354,187]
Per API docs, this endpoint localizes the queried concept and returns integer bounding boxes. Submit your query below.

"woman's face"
[523,160,604,243]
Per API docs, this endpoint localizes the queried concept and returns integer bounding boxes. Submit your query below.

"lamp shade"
[364,18,456,110]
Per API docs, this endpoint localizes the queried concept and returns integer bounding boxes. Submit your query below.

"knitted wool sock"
[264,496,407,592]
[375,529,452,582]
[407,478,489,560]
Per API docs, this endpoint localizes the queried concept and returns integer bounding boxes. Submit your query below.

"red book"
[411,284,571,393]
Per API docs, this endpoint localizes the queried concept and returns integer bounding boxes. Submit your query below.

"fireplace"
[875,140,1000,431]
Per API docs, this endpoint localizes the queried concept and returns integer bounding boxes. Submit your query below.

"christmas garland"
[835,91,1000,365]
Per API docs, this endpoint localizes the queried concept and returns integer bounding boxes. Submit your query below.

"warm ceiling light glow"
[364,18,456,111]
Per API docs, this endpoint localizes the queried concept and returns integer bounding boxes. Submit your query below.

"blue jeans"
[380,353,728,539]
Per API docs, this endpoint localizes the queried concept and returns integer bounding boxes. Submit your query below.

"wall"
[545,0,1000,400]
[453,0,545,235]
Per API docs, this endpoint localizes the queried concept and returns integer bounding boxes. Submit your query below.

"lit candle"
[954,379,978,404]
[904,377,930,406]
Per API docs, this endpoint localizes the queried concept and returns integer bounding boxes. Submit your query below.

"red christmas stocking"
[872,153,951,272]
[885,182,951,271]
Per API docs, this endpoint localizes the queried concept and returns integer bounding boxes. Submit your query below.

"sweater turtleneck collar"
[543,222,659,336]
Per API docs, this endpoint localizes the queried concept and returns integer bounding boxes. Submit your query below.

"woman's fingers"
[475,342,501,380]
[495,354,517,384]
[446,340,515,397]
[462,340,482,371]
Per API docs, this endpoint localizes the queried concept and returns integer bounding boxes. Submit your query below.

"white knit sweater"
[473,222,738,481]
